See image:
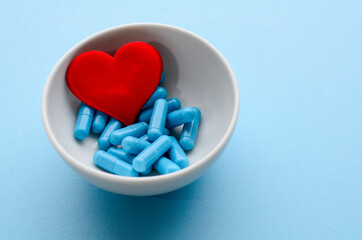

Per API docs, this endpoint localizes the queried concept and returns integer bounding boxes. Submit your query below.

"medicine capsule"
[180,107,201,150]
[93,150,138,177]
[166,107,195,128]
[139,128,169,142]
[98,118,122,150]
[148,99,168,141]
[154,157,181,175]
[140,166,153,175]
[74,103,95,140]
[168,136,189,169]
[137,98,181,123]
[107,147,135,163]
[91,110,108,134]
[163,128,170,136]
[159,72,165,84]
[121,136,151,155]
[107,147,152,175]
[110,122,148,146]
[142,87,167,109]
[138,134,149,141]
[132,135,172,172]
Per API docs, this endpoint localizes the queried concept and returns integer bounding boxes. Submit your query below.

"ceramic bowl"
[41,23,239,196]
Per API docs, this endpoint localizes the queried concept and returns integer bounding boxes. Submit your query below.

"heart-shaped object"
[66,41,163,125]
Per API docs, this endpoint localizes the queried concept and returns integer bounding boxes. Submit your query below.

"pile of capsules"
[74,73,201,177]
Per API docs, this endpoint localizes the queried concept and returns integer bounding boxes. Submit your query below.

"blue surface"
[0,1,361,239]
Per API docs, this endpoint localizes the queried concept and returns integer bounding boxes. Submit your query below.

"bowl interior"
[44,24,237,176]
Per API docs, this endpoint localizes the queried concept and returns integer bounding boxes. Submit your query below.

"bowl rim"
[41,23,240,184]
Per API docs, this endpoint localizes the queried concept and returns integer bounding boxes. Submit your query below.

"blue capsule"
[154,157,181,175]
[148,99,168,141]
[107,147,135,163]
[163,128,170,136]
[166,107,195,128]
[180,107,201,150]
[138,134,149,141]
[132,135,172,172]
[121,136,151,155]
[140,166,153,175]
[74,103,95,140]
[139,128,169,142]
[142,87,167,109]
[110,122,148,146]
[137,98,181,123]
[98,118,122,150]
[168,136,189,169]
[141,166,153,175]
[91,110,108,134]
[159,72,165,84]
[107,147,152,175]
[93,150,138,177]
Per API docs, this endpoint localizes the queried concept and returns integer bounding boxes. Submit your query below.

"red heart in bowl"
[66,41,163,125]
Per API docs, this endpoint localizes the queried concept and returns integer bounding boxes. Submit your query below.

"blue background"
[0,1,361,239]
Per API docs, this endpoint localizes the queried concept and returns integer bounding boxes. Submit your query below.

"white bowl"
[41,23,239,196]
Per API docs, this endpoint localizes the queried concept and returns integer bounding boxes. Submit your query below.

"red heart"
[66,42,163,125]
